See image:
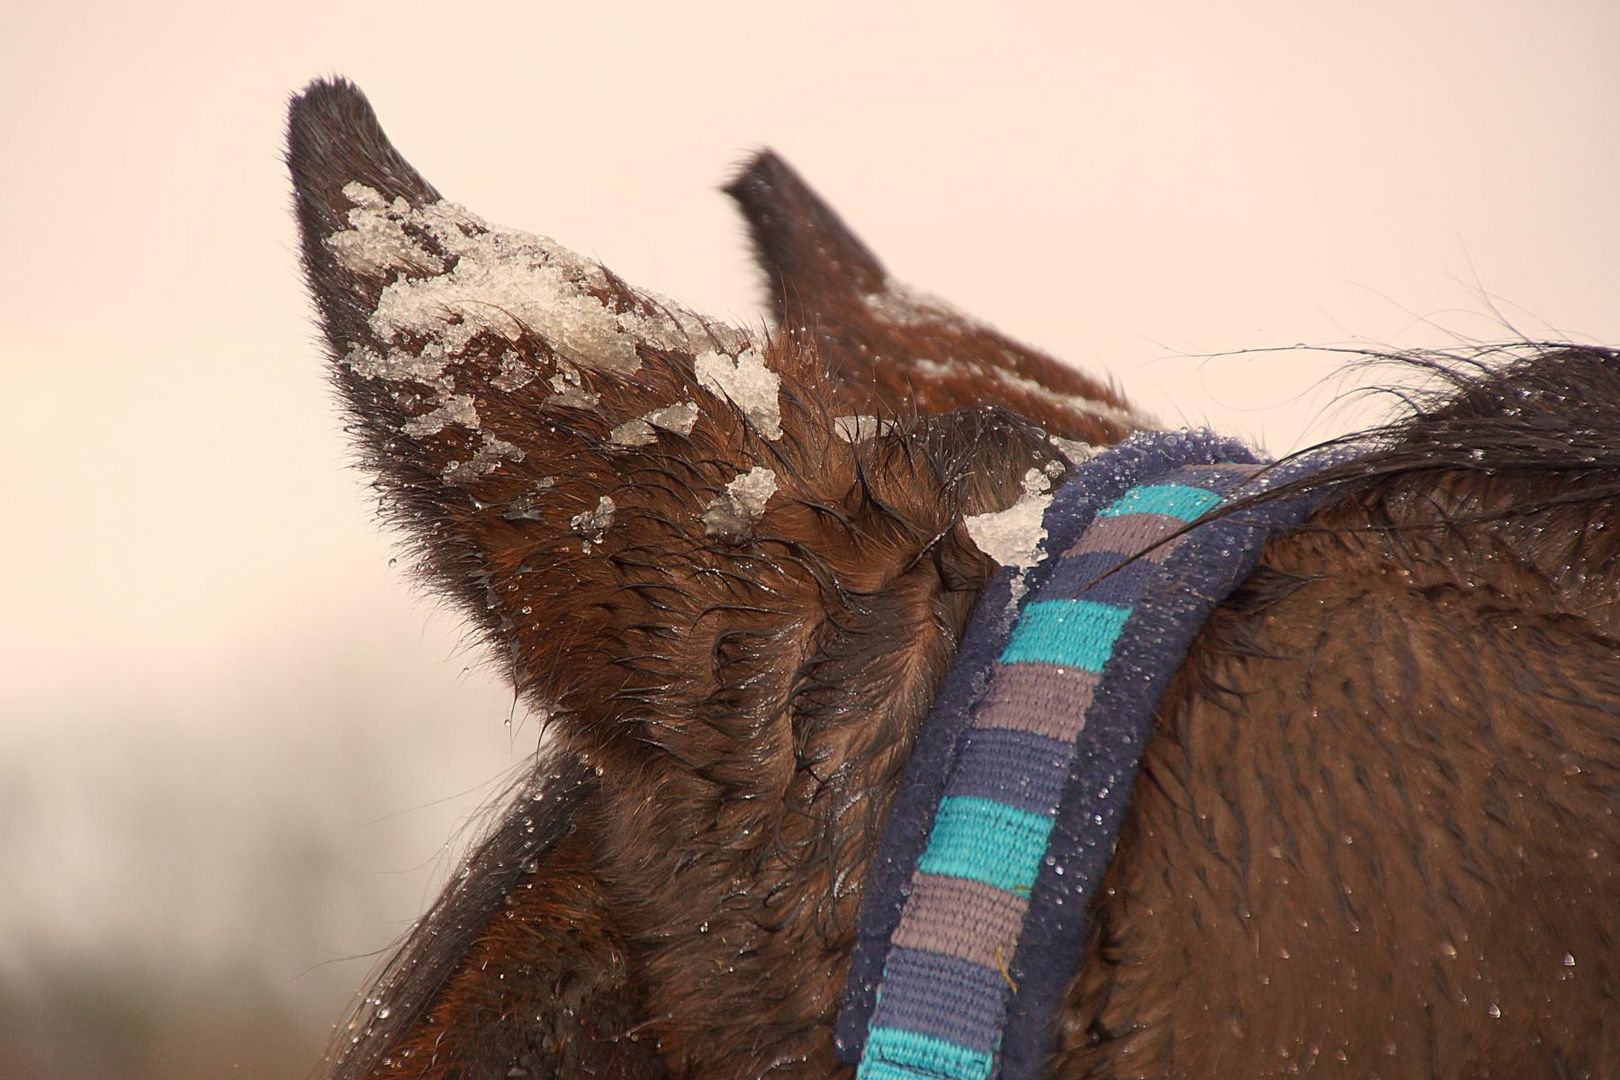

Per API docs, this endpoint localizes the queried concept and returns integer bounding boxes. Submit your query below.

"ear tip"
[290,74,369,111]
[286,75,438,210]
[723,148,787,199]
[286,76,375,160]
[722,150,887,300]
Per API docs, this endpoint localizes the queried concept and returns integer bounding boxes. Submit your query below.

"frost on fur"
[964,467,1054,569]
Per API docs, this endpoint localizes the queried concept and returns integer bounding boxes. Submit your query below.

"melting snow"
[964,467,1053,569]
[694,349,782,440]
[570,496,616,546]
[444,435,524,483]
[912,356,1145,431]
[610,418,656,447]
[987,365,1147,430]
[326,185,446,276]
[860,281,967,328]
[1051,436,1100,465]
[610,401,701,447]
[492,350,536,392]
[833,414,889,442]
[402,394,478,438]
[501,478,557,521]
[327,182,754,382]
[343,342,457,384]
[645,401,699,435]
[701,467,778,538]
[545,363,600,409]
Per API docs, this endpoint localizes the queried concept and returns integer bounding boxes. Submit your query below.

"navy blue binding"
[837,431,1348,1078]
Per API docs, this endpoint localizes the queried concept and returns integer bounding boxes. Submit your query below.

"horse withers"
[288,78,1620,1078]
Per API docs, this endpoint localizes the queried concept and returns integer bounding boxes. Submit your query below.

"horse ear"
[286,81,1072,793]
[722,151,889,323]
[286,80,832,746]
[726,152,1144,443]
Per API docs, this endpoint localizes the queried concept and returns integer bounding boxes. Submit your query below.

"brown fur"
[723,152,1138,441]
[289,79,1620,1078]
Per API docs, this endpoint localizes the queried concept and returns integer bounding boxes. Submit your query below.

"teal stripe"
[860,1064,940,1080]
[999,599,1131,672]
[1097,483,1223,522]
[917,796,1053,894]
[860,1025,994,1080]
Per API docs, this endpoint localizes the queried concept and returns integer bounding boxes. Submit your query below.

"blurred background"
[4,1,1618,1075]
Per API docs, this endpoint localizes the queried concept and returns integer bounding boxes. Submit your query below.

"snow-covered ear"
[287,79,1066,783]
[726,152,1145,443]
[287,80,823,743]
[287,79,775,490]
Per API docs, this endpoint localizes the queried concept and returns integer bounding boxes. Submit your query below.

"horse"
[287,78,1620,1079]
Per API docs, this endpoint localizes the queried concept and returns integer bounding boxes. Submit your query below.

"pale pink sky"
[3,0,1618,1071]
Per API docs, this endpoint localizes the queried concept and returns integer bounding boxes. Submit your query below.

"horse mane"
[1276,342,1620,517]
[324,753,597,1079]
[1267,343,1620,636]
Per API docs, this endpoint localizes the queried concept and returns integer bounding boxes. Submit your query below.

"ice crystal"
[695,349,782,440]
[402,393,478,438]
[570,496,616,544]
[964,467,1053,568]
[701,467,778,539]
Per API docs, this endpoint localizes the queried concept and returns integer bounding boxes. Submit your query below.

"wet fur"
[290,79,1620,1078]
[1058,349,1620,1076]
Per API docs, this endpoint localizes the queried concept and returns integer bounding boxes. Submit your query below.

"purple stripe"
[1045,550,1155,608]
[892,873,1030,970]
[870,947,1009,1056]
[946,727,1072,814]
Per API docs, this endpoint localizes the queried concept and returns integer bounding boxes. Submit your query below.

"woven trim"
[840,432,1347,1079]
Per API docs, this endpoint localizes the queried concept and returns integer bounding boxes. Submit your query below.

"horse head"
[290,78,1620,1079]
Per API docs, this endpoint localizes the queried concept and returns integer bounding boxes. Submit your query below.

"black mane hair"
[1278,342,1620,519]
